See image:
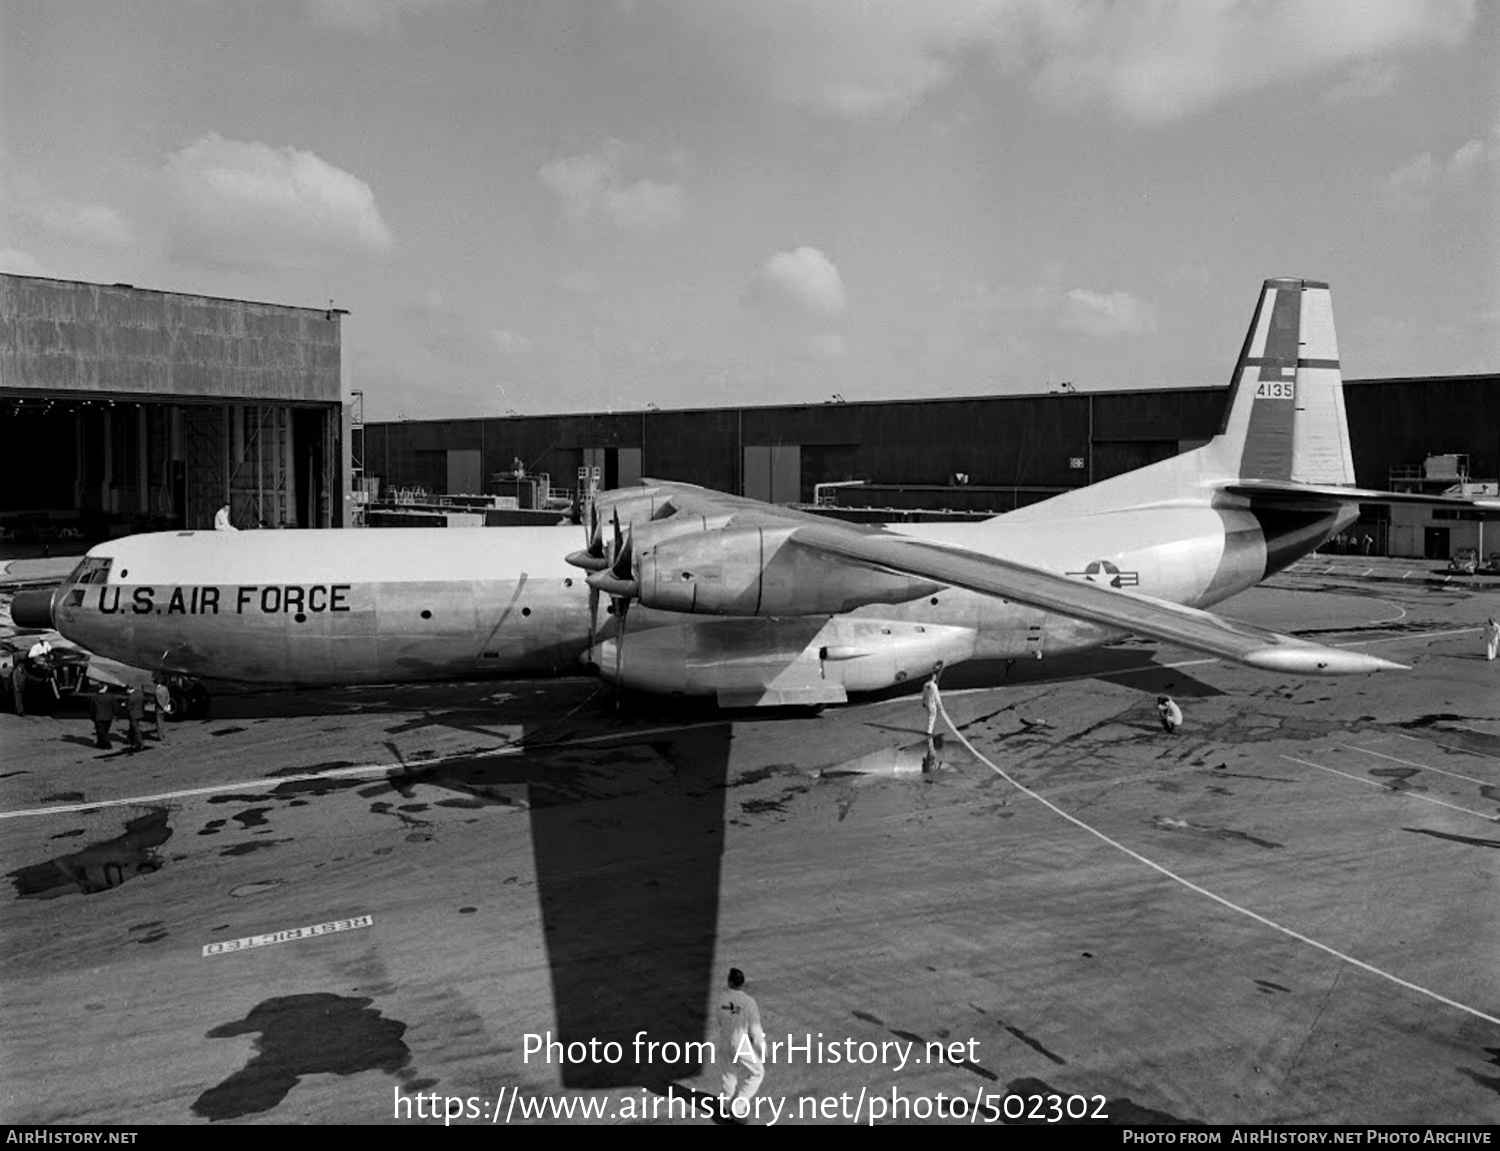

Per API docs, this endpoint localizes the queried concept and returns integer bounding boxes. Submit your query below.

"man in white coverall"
[716,967,765,1120]
[1157,695,1184,734]
[922,662,944,739]
[214,502,237,531]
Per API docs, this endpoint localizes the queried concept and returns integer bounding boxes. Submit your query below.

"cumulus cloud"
[743,247,848,324]
[675,0,1477,122]
[743,246,848,360]
[1382,129,1496,209]
[1057,288,1157,337]
[538,140,686,235]
[163,133,393,269]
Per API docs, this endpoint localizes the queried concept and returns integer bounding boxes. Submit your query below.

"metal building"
[0,273,346,538]
[363,375,1498,526]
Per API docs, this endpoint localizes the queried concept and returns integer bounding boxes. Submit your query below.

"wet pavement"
[0,569,1497,1124]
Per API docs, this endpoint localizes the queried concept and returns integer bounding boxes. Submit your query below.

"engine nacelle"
[637,526,941,616]
[589,614,978,700]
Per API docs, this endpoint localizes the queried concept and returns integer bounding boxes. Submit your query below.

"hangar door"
[447,450,481,495]
[743,444,801,504]
[581,447,641,490]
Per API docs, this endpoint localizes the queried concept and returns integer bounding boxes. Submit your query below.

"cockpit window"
[70,558,113,585]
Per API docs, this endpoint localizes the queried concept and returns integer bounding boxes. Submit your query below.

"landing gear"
[166,678,211,720]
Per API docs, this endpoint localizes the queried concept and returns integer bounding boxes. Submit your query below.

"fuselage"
[44,493,1351,696]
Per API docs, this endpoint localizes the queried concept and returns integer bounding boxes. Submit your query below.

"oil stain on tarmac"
[192,993,428,1121]
[7,809,172,898]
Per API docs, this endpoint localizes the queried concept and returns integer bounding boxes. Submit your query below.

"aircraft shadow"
[266,683,732,1092]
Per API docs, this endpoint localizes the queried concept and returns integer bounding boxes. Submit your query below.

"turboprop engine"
[629,525,942,616]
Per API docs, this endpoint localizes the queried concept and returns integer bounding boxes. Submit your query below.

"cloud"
[675,0,1477,122]
[163,133,393,269]
[538,141,686,235]
[0,248,52,277]
[1057,288,1157,337]
[743,246,848,324]
[34,202,133,247]
[1382,128,1496,209]
[0,150,133,248]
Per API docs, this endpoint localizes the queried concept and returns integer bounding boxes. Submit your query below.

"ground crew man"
[214,502,237,531]
[124,683,147,751]
[152,675,172,740]
[88,683,114,749]
[716,968,765,1121]
[922,663,944,740]
[1486,617,1500,662]
[1157,695,1183,734]
[1,650,21,715]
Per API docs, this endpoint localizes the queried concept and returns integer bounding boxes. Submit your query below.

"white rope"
[936,695,1500,1029]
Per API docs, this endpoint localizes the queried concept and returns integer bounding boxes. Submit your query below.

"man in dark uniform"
[88,684,115,749]
[124,683,147,751]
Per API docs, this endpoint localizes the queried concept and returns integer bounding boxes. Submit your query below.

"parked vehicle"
[1448,547,1480,575]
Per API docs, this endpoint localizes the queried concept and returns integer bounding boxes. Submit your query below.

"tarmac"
[1,556,1498,1126]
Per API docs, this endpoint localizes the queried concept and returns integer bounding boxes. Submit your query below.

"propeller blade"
[586,583,599,658]
[613,598,630,712]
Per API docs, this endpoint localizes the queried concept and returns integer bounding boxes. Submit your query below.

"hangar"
[363,374,1498,556]
[0,272,346,540]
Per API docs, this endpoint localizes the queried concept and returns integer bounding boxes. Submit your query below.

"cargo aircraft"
[14,279,1496,716]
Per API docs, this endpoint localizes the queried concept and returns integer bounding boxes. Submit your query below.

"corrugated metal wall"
[365,375,1498,505]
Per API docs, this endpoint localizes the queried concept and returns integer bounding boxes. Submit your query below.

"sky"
[1,0,1496,420]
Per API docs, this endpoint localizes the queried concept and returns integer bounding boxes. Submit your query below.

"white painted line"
[1361,568,1372,577]
[203,914,372,957]
[1282,755,1498,822]
[0,719,729,821]
[1339,744,1495,788]
[939,702,1500,1030]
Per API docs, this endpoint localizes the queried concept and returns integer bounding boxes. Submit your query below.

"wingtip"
[1242,647,1408,675]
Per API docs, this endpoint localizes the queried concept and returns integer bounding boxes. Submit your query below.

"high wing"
[635,480,1405,676]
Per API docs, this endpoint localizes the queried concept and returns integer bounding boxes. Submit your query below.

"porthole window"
[420,610,432,620]
[521,607,532,617]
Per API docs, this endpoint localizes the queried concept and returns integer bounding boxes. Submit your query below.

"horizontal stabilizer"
[1223,480,1500,511]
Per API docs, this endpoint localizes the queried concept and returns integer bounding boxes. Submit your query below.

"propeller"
[584,508,642,710]
[565,501,609,572]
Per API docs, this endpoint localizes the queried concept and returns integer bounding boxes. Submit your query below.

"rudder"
[1215,279,1355,486]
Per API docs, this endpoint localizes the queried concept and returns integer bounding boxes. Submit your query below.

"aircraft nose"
[10,589,56,629]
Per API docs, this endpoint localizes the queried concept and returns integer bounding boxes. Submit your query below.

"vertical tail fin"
[1215,278,1356,485]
